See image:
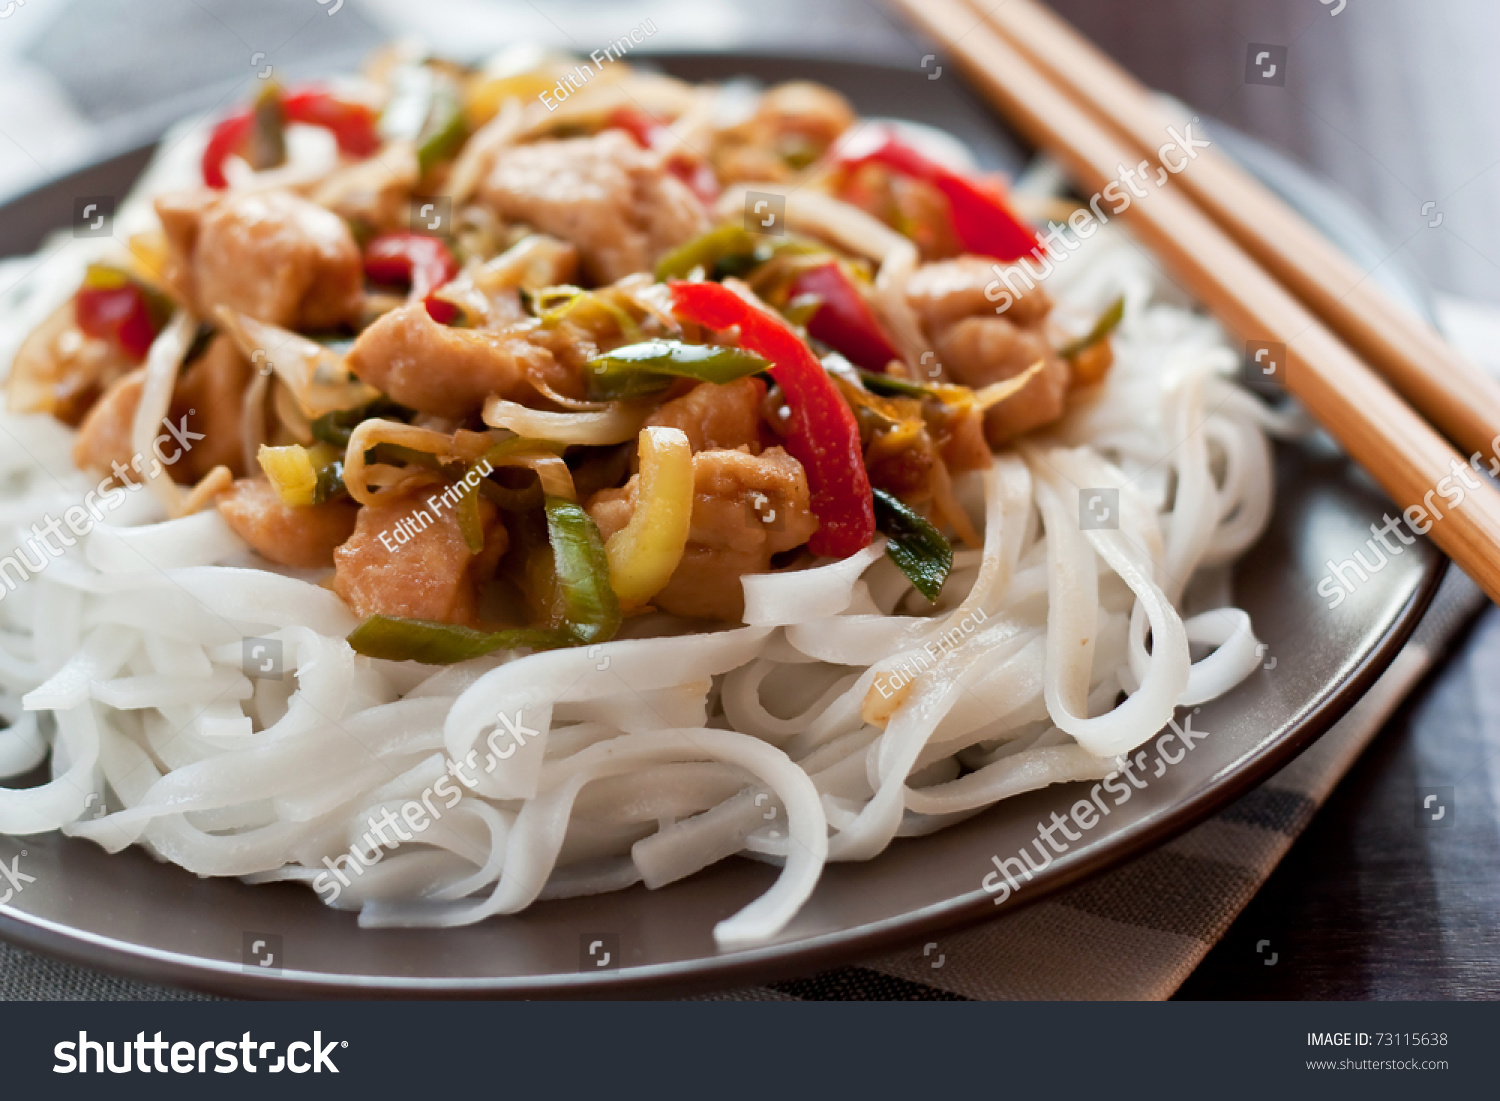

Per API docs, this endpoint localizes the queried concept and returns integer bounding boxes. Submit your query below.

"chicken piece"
[905,256,1053,331]
[643,378,765,453]
[932,317,1070,443]
[345,302,572,419]
[71,336,257,483]
[71,368,145,478]
[904,256,1069,445]
[155,188,363,330]
[217,478,359,569]
[171,334,254,480]
[333,485,507,627]
[479,131,708,284]
[589,446,818,621]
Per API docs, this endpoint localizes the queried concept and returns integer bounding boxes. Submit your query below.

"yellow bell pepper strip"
[584,339,770,401]
[872,488,953,602]
[258,443,346,507]
[604,426,694,608]
[669,280,875,558]
[257,444,319,507]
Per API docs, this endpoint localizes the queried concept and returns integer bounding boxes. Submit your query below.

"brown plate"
[0,54,1445,998]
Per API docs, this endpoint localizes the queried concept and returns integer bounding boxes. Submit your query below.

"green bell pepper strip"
[452,437,567,554]
[655,225,758,282]
[309,399,410,447]
[347,616,574,664]
[855,368,933,400]
[346,495,619,663]
[1058,295,1125,359]
[246,81,287,172]
[380,64,468,174]
[872,489,953,602]
[416,80,468,174]
[544,495,620,645]
[312,457,347,506]
[583,339,771,400]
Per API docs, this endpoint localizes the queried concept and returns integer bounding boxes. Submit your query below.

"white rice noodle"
[0,185,1277,948]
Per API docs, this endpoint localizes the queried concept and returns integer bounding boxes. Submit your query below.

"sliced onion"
[215,307,379,419]
[482,394,651,445]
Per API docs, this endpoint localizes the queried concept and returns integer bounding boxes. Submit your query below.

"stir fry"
[9,48,1123,662]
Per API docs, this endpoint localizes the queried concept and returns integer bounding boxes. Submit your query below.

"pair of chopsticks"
[891,0,1500,604]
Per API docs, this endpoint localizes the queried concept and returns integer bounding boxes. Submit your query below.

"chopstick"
[961,0,1500,467]
[889,0,1500,604]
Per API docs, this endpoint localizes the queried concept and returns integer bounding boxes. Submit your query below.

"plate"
[0,54,1445,997]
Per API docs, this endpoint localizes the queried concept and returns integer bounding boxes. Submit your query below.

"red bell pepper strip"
[363,232,459,301]
[423,297,460,325]
[669,280,874,558]
[201,85,380,188]
[787,261,902,372]
[75,267,167,361]
[201,111,254,189]
[282,87,381,156]
[608,106,667,149]
[840,131,1041,262]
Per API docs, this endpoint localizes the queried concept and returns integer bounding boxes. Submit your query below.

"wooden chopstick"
[961,0,1500,467]
[890,0,1500,604]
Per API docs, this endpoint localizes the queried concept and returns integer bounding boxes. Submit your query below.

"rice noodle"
[0,171,1278,947]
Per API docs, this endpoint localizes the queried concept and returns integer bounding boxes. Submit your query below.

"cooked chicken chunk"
[345,302,571,420]
[643,377,765,453]
[333,485,507,627]
[589,446,818,621]
[71,336,256,483]
[156,188,363,330]
[479,131,708,284]
[905,256,1053,331]
[217,478,358,569]
[931,317,1069,443]
[71,368,145,478]
[905,256,1069,444]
